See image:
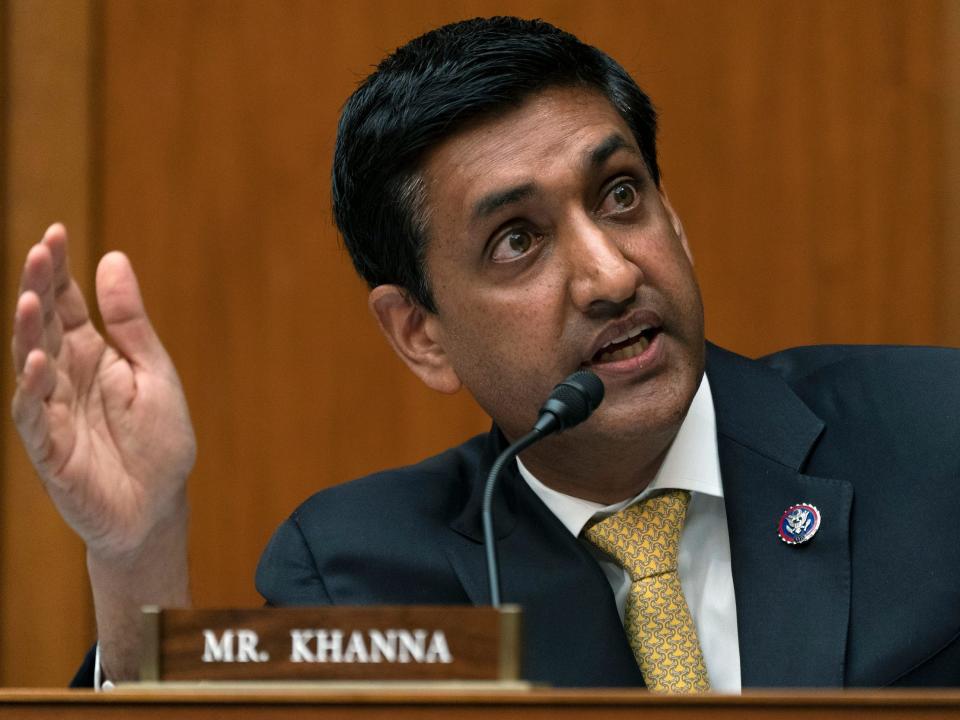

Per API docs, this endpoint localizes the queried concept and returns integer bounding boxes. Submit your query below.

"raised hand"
[12,222,196,559]
[11,223,195,679]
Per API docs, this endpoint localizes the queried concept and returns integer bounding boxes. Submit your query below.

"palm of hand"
[45,321,196,559]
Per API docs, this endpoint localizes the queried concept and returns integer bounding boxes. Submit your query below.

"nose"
[565,215,642,317]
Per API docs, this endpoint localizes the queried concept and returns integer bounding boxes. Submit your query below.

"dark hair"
[332,16,659,312]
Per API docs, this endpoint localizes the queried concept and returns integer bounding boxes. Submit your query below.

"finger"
[22,243,65,357]
[42,223,90,331]
[43,223,70,295]
[16,230,77,359]
[19,347,58,401]
[96,252,167,369]
[18,243,56,326]
[24,243,66,357]
[11,350,56,469]
[12,291,44,376]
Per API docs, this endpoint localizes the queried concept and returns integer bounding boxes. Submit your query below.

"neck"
[516,425,678,504]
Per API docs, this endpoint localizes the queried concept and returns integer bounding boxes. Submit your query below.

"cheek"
[443,268,565,348]
[631,231,699,297]
[446,292,557,373]
[436,282,570,431]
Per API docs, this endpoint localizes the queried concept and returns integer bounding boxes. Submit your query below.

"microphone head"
[536,370,605,432]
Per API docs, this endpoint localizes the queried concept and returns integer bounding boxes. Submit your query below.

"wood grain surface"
[0,688,960,719]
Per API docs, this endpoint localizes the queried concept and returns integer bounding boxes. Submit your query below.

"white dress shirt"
[517,375,742,692]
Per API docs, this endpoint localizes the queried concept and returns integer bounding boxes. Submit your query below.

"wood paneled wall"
[1,0,96,687]
[2,0,958,686]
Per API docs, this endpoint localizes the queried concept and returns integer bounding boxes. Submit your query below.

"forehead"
[419,87,639,225]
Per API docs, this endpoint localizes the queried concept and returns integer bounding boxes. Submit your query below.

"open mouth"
[589,325,661,365]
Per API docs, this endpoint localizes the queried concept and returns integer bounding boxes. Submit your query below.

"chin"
[590,367,699,440]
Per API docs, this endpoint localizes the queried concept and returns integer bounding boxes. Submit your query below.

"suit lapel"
[444,428,644,687]
[707,343,853,687]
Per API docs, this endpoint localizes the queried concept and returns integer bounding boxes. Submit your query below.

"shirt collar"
[518,373,722,537]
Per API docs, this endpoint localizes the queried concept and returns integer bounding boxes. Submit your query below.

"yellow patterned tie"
[583,489,711,693]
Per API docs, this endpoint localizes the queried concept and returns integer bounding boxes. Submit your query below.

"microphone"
[482,370,605,607]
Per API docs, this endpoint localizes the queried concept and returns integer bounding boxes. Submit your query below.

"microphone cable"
[482,370,604,608]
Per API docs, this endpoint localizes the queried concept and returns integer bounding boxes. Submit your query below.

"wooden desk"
[0,687,959,719]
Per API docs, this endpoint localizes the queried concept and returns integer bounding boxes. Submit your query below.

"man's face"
[419,86,705,450]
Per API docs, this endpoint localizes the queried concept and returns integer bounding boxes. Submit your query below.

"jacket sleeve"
[70,644,97,687]
[255,514,333,606]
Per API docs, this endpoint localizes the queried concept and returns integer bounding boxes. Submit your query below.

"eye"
[490,227,541,262]
[599,179,640,215]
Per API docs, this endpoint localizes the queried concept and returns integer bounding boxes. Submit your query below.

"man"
[11,17,960,691]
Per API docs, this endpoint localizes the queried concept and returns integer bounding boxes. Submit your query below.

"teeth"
[604,324,651,350]
[598,333,650,363]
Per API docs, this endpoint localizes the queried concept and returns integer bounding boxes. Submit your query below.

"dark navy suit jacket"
[73,343,960,686]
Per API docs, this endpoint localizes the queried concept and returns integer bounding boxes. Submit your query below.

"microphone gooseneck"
[482,370,605,607]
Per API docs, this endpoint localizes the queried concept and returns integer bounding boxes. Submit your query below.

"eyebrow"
[588,133,635,168]
[472,182,536,222]
[469,133,639,223]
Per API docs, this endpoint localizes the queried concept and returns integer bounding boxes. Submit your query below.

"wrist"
[86,498,191,605]
[86,499,191,683]
[86,488,190,568]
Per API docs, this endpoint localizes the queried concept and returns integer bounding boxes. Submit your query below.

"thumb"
[96,252,167,369]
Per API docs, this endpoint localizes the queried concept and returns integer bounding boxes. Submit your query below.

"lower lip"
[587,332,666,378]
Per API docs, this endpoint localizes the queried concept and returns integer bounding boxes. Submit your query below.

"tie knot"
[584,489,690,581]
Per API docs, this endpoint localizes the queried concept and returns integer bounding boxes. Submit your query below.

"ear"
[368,285,462,394]
[659,185,694,264]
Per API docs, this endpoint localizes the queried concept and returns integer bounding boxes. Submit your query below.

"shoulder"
[707,341,960,474]
[289,431,488,529]
[255,432,490,604]
[758,343,960,385]
[757,344,960,428]
[748,344,960,477]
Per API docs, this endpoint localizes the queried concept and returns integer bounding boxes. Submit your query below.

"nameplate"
[139,605,522,682]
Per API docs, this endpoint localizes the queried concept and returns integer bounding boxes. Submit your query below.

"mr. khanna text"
[200,628,454,664]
